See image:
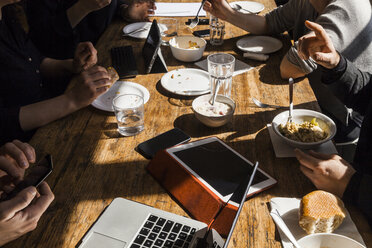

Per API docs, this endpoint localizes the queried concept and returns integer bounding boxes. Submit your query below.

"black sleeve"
[26,0,77,59]
[343,171,372,226]
[0,106,24,145]
[321,56,372,115]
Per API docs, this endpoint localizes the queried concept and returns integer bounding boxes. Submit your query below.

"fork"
[188,0,207,29]
[252,97,285,109]
[122,27,147,37]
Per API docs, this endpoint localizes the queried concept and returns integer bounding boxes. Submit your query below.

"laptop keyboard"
[130,214,197,248]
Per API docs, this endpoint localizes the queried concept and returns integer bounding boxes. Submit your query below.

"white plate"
[161,68,210,96]
[230,1,265,14]
[236,36,283,54]
[91,81,150,112]
[123,22,167,39]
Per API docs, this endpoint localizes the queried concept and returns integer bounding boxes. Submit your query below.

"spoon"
[270,209,302,248]
[252,97,285,109]
[188,0,207,29]
[210,80,221,106]
[233,3,253,13]
[288,77,294,123]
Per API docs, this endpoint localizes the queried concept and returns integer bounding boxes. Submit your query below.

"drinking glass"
[112,94,144,136]
[158,18,178,46]
[209,15,225,46]
[207,53,235,98]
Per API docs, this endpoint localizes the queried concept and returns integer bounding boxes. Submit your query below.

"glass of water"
[207,53,235,98]
[209,15,225,46]
[158,18,178,46]
[112,94,144,136]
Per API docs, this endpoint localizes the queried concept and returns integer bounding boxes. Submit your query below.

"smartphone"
[5,154,53,199]
[136,128,191,159]
[193,29,210,38]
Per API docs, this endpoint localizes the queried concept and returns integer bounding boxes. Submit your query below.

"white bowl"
[298,233,366,248]
[272,109,336,149]
[192,94,235,128]
[169,36,206,62]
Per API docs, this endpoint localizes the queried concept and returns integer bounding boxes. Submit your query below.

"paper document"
[153,3,207,17]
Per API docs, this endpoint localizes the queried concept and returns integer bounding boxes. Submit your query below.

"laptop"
[78,162,259,248]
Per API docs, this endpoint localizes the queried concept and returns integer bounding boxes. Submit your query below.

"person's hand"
[0,0,20,9]
[78,0,111,13]
[0,141,35,195]
[124,0,156,22]
[298,20,340,69]
[73,42,98,73]
[203,0,234,21]
[65,66,112,108]
[295,149,356,198]
[0,182,54,246]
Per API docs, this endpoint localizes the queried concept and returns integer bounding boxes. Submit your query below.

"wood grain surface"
[6,0,372,247]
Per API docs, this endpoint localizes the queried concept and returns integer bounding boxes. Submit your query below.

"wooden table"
[8,0,372,247]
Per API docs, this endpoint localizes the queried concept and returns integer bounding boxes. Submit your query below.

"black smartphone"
[193,29,210,38]
[185,18,209,25]
[136,128,191,159]
[5,154,53,199]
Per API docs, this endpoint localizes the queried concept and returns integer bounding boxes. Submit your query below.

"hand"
[0,182,54,246]
[203,0,234,21]
[65,66,112,108]
[298,20,340,69]
[295,149,356,198]
[78,0,111,13]
[0,141,35,195]
[124,0,156,22]
[73,42,98,73]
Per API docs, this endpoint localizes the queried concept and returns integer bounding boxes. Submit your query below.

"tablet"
[166,137,276,204]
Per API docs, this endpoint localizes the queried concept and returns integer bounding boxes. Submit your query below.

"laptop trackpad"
[81,232,127,248]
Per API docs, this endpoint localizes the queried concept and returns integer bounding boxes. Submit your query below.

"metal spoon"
[210,80,221,106]
[252,97,285,109]
[270,209,302,248]
[233,3,253,13]
[288,77,294,123]
[188,0,207,29]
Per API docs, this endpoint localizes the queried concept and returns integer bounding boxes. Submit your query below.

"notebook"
[77,162,259,248]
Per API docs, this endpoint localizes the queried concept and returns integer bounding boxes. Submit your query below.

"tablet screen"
[172,140,269,198]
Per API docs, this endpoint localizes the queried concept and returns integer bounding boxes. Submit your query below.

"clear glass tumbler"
[207,53,235,98]
[209,15,225,46]
[112,94,144,136]
[158,18,178,46]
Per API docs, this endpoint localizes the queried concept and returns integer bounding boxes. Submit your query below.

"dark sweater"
[26,0,125,59]
[322,56,372,225]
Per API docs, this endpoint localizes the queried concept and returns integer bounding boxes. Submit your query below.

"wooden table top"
[8,0,372,247]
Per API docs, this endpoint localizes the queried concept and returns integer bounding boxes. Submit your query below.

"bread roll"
[107,67,119,86]
[299,190,346,234]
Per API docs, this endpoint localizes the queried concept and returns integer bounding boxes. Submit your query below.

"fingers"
[0,157,23,179]
[1,141,35,168]
[294,149,321,170]
[0,187,37,220]
[308,150,335,160]
[23,182,54,221]
[299,165,315,181]
[305,20,328,42]
[75,42,98,71]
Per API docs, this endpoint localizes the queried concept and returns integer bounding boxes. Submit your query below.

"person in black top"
[295,20,372,225]
[0,1,112,145]
[0,140,54,246]
[26,0,156,59]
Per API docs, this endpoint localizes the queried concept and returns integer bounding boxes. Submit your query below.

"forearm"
[19,94,80,131]
[40,58,75,79]
[67,2,90,28]
[226,11,269,35]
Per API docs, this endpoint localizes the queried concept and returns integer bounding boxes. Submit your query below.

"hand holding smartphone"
[4,154,53,200]
[136,128,191,159]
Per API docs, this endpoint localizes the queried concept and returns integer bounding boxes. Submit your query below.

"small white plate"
[123,22,167,39]
[230,1,265,14]
[92,81,150,112]
[161,68,210,96]
[236,36,283,54]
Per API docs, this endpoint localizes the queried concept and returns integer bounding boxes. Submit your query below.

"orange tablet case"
[146,147,239,237]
